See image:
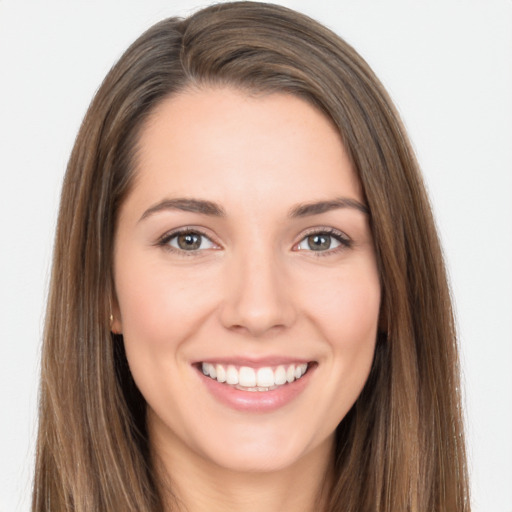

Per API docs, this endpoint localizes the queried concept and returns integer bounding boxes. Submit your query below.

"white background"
[1,1,511,511]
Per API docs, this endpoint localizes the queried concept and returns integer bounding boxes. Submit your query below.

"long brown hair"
[33,2,470,511]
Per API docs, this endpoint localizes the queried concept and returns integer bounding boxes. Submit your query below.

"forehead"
[129,86,362,214]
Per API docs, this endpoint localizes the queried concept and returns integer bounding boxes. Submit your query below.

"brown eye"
[177,233,202,250]
[296,229,350,254]
[164,231,217,252]
[306,234,333,251]
[298,233,340,252]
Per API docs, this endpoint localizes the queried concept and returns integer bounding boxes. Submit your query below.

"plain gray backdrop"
[1,1,511,511]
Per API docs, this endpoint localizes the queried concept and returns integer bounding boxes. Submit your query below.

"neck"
[152,431,334,512]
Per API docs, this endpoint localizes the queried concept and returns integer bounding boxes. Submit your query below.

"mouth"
[194,359,317,412]
[198,361,314,392]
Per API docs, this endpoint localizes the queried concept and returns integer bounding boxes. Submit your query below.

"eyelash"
[156,227,352,256]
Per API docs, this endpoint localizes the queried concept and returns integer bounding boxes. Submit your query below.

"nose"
[219,247,297,337]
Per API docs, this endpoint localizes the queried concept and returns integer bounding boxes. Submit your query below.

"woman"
[32,2,469,511]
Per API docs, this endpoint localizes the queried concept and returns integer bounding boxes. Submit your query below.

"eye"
[295,229,351,253]
[160,229,218,252]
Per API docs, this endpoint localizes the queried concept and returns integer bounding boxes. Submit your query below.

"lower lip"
[197,365,315,413]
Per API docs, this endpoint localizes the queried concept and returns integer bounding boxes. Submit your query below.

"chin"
[188,419,334,475]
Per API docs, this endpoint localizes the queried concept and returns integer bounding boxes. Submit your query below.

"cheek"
[336,280,380,341]
[307,265,381,344]
[115,256,220,354]
[317,273,380,413]
[114,259,220,411]
[303,264,381,394]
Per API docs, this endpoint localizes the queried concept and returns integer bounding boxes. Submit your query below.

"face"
[113,87,381,474]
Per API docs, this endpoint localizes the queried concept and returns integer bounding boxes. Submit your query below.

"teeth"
[294,363,307,379]
[239,367,256,387]
[226,365,239,385]
[256,367,274,387]
[274,365,287,385]
[216,364,226,383]
[200,362,309,391]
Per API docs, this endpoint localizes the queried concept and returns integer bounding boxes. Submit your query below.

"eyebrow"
[288,197,369,217]
[139,198,226,221]
[139,195,369,222]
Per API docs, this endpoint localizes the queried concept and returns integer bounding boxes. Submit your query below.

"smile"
[201,362,309,392]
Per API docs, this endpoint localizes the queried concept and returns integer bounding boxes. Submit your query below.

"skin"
[112,87,381,512]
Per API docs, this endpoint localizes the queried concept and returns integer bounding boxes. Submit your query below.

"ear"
[110,298,123,335]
